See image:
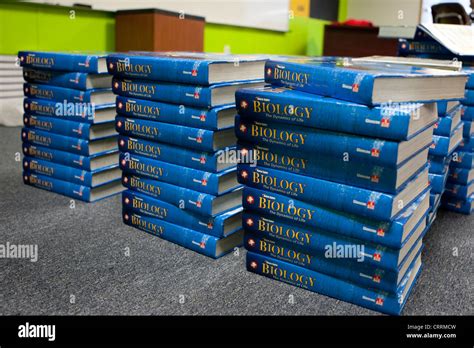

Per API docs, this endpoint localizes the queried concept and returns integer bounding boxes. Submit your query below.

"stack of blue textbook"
[395,27,474,215]
[18,51,124,202]
[442,68,474,214]
[106,52,266,258]
[428,99,464,222]
[235,57,467,314]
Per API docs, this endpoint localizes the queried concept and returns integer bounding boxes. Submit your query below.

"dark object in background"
[310,0,339,21]
[115,9,205,52]
[431,2,472,25]
[72,3,92,9]
[323,24,398,58]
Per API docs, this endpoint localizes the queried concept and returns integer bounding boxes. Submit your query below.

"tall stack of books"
[398,23,474,64]
[0,55,23,126]
[396,24,474,215]
[106,52,265,258]
[353,56,466,223]
[235,57,467,314]
[427,99,464,223]
[18,51,124,202]
[442,68,474,214]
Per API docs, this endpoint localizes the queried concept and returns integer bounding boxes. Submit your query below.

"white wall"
[19,0,290,32]
[346,0,472,26]
[346,0,423,26]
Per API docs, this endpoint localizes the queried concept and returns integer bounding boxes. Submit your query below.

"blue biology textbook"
[22,127,118,156]
[429,124,463,157]
[433,106,462,137]
[122,173,243,217]
[442,194,474,214]
[24,83,114,105]
[18,51,109,73]
[119,135,236,173]
[428,172,449,195]
[464,121,474,138]
[428,154,450,174]
[444,181,474,200]
[235,115,434,167]
[122,190,242,238]
[120,153,240,196]
[23,67,112,91]
[263,56,467,105]
[237,164,429,221]
[115,116,236,152]
[450,151,473,170]
[437,100,459,116]
[23,172,124,202]
[244,227,424,294]
[463,106,474,122]
[237,142,429,194]
[23,143,119,172]
[447,167,474,186]
[243,210,425,273]
[246,250,422,315]
[23,98,115,124]
[242,186,430,249]
[112,77,263,108]
[24,114,116,141]
[116,96,236,130]
[122,211,243,259]
[23,156,120,188]
[107,51,266,85]
[236,85,437,141]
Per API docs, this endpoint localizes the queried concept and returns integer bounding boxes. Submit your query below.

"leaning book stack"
[18,51,124,202]
[395,26,474,215]
[106,52,266,258]
[235,57,467,314]
[442,68,474,214]
[427,98,463,223]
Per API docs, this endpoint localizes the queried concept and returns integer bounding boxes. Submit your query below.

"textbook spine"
[112,78,213,108]
[235,115,401,167]
[235,88,413,140]
[244,232,400,293]
[23,171,92,201]
[120,153,238,196]
[19,51,104,73]
[115,116,224,152]
[119,135,232,173]
[122,173,229,216]
[237,164,420,221]
[122,190,241,238]
[242,186,405,248]
[122,211,241,258]
[264,59,376,105]
[246,251,419,315]
[23,114,92,140]
[116,96,232,130]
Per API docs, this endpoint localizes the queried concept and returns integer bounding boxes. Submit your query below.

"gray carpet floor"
[0,126,472,316]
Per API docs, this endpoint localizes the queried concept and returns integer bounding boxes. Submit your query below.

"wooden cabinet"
[115,9,205,52]
[323,24,399,57]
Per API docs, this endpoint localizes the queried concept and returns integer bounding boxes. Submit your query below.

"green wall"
[204,17,329,56]
[0,2,115,55]
[0,1,339,56]
[338,0,348,22]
